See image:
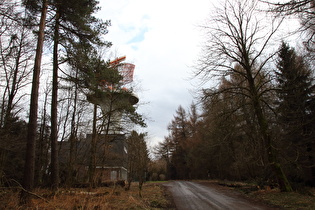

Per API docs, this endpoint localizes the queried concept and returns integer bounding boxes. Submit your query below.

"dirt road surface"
[164,181,277,210]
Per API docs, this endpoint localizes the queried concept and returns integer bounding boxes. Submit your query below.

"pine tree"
[48,0,111,189]
[276,42,315,186]
[21,0,48,202]
[167,106,190,179]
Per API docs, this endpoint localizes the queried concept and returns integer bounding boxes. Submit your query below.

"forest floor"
[0,182,174,209]
[0,180,314,209]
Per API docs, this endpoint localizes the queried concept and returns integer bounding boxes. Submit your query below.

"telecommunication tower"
[87,56,139,132]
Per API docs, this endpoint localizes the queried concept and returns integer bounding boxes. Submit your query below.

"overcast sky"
[97,0,212,147]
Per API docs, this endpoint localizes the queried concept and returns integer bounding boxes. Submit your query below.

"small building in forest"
[58,133,128,184]
[89,133,128,182]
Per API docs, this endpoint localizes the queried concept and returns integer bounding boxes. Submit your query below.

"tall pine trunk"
[50,6,60,190]
[21,0,48,203]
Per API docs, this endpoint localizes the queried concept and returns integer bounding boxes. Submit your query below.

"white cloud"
[97,0,212,146]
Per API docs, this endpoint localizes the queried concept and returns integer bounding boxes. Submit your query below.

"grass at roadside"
[213,180,315,209]
[0,182,174,209]
[249,188,315,209]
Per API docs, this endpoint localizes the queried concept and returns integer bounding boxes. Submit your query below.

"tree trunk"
[50,7,60,190]
[89,104,98,187]
[67,71,78,187]
[21,0,48,203]
[247,70,292,192]
[4,30,23,129]
[35,88,49,186]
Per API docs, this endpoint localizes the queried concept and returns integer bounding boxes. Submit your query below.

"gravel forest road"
[164,181,277,210]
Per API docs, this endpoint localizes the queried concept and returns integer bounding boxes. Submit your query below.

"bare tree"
[195,0,292,191]
[262,0,315,51]
[153,136,174,180]
[199,73,270,180]
[0,1,33,128]
[126,131,149,197]
[35,81,51,186]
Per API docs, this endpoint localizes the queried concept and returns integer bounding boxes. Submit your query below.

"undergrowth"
[0,182,174,209]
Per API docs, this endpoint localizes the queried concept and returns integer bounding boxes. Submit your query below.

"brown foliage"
[0,182,173,209]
